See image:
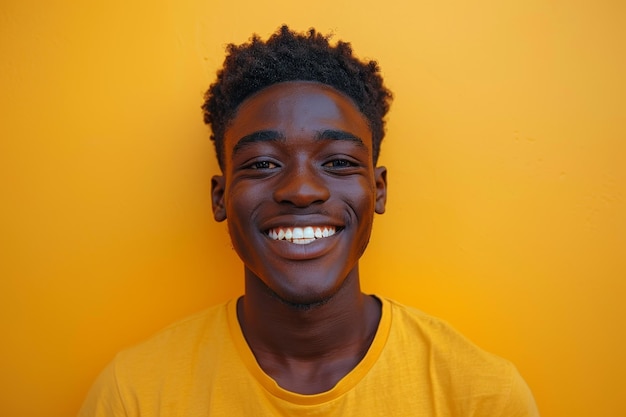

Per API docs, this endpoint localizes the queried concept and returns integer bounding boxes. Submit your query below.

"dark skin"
[211,81,387,394]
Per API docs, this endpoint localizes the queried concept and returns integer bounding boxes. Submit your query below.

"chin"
[265,275,349,311]
[276,294,334,311]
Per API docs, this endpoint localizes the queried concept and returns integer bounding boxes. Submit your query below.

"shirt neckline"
[226,295,392,406]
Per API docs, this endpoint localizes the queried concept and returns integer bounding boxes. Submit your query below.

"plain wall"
[1,1,625,416]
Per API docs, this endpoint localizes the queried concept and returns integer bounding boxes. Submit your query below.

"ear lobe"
[211,175,227,222]
[374,166,387,214]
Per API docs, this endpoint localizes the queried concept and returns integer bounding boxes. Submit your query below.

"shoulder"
[112,301,232,373]
[384,297,507,364]
[384,296,513,374]
[380,297,540,417]
[79,301,234,416]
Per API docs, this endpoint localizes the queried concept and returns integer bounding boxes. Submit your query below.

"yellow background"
[1,1,625,416]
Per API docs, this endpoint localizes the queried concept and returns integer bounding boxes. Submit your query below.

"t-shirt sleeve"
[499,366,540,417]
[78,358,128,417]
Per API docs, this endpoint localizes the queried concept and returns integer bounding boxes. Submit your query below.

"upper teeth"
[267,226,336,244]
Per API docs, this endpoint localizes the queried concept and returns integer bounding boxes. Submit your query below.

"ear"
[211,175,227,222]
[374,166,387,214]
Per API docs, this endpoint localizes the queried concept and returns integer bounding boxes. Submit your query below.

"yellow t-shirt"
[79,297,539,416]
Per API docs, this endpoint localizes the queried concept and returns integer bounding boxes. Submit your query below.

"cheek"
[226,182,258,217]
[345,178,377,215]
[225,212,261,267]
[223,185,259,249]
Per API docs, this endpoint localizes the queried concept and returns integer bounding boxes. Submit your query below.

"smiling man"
[79,26,539,416]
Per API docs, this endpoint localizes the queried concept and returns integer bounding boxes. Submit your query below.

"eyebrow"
[232,130,286,155]
[231,128,367,158]
[315,129,366,149]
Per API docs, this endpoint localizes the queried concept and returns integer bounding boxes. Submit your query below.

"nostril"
[272,173,330,207]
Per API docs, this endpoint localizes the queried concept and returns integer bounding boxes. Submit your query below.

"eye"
[248,160,278,169]
[323,159,355,168]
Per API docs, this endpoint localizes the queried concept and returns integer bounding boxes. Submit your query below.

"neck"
[237,266,381,393]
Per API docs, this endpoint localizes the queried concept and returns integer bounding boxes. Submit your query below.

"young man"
[80,26,540,416]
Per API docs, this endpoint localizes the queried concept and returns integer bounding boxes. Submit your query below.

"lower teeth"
[292,238,315,245]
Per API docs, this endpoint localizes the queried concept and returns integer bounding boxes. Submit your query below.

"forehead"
[223,81,372,153]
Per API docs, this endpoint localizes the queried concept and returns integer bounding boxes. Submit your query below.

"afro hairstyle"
[202,25,393,170]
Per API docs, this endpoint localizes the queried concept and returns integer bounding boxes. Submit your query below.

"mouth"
[266,226,338,245]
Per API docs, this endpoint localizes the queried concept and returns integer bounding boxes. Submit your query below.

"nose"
[272,163,330,207]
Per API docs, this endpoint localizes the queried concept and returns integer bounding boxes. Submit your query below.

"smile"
[266,226,337,245]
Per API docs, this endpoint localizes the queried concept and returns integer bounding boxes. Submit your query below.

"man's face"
[211,81,387,306]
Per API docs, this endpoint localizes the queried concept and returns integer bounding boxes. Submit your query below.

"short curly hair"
[202,25,393,170]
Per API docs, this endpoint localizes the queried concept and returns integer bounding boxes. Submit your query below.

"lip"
[259,214,344,233]
[259,215,345,261]
[263,228,342,260]
[266,225,341,240]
